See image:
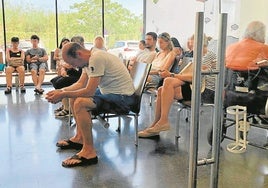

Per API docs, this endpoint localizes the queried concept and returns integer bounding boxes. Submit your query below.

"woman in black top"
[5,37,26,94]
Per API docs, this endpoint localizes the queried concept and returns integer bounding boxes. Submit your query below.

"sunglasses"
[158,33,170,41]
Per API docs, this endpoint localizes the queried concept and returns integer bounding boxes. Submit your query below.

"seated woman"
[54,37,70,76]
[51,36,82,117]
[139,34,217,137]
[92,35,106,51]
[170,37,183,74]
[156,37,183,87]
[183,35,194,57]
[146,32,176,88]
[5,37,25,94]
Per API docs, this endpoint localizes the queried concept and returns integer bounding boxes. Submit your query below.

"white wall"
[145,0,268,47]
[145,0,204,48]
[239,0,268,42]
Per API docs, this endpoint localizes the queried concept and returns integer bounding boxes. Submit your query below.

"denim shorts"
[29,62,47,71]
[92,89,136,114]
[149,74,162,88]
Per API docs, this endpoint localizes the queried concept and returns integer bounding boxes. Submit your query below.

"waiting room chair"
[95,61,152,146]
[175,100,214,143]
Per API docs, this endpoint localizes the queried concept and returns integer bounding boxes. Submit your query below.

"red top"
[226,38,268,71]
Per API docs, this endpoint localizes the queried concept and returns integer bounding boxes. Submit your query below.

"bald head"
[62,42,90,68]
[62,42,84,59]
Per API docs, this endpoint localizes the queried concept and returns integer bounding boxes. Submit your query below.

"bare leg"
[5,66,15,87]
[156,77,184,125]
[146,78,184,133]
[37,68,45,89]
[57,98,83,145]
[62,98,69,111]
[31,69,38,87]
[17,66,25,86]
[62,97,97,166]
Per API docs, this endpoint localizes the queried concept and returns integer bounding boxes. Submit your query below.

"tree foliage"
[0,0,142,52]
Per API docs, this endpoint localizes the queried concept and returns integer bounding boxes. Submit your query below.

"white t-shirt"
[136,48,156,64]
[83,50,135,95]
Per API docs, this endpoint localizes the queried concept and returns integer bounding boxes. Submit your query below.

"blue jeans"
[92,89,136,114]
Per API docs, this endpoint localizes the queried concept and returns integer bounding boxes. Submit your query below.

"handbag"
[9,58,24,67]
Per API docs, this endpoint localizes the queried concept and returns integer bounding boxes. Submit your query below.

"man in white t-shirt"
[128,32,158,71]
[46,42,135,168]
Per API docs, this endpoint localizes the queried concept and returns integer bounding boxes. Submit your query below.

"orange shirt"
[225,38,268,71]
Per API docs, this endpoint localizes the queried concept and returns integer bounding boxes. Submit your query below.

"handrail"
[187,12,228,188]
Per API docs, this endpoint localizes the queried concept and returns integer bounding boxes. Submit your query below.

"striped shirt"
[202,51,217,91]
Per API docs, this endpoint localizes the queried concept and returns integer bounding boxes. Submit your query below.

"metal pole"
[1,0,7,64]
[102,0,105,37]
[210,13,228,188]
[55,0,59,47]
[142,0,146,38]
[188,12,204,188]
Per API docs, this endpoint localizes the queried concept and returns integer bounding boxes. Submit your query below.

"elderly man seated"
[225,20,268,119]
[225,21,268,92]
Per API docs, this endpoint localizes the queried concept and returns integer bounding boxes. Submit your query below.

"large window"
[104,0,143,49]
[2,0,56,55]
[57,0,103,47]
[0,0,143,61]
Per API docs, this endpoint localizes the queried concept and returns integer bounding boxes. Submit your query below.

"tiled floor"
[0,85,267,188]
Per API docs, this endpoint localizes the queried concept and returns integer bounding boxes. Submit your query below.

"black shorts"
[181,83,192,101]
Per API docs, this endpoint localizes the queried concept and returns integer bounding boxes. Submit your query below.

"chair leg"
[68,98,73,126]
[149,95,153,106]
[176,107,184,140]
[116,117,121,132]
[134,114,138,146]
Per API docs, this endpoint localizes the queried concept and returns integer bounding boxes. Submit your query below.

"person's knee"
[31,69,37,75]
[17,67,25,74]
[157,86,162,94]
[73,98,96,113]
[163,77,174,88]
[5,67,13,74]
[39,69,46,75]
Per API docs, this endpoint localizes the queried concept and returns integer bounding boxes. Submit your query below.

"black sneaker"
[4,87,12,94]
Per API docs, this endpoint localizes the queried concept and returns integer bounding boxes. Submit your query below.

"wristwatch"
[170,73,175,77]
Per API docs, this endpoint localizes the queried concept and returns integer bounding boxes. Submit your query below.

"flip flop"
[56,139,83,150]
[62,154,98,168]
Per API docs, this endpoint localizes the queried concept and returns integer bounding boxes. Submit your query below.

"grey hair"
[243,21,266,43]
[71,35,85,47]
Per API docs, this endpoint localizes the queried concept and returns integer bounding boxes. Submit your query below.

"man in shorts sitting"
[46,42,136,168]
[25,34,48,94]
